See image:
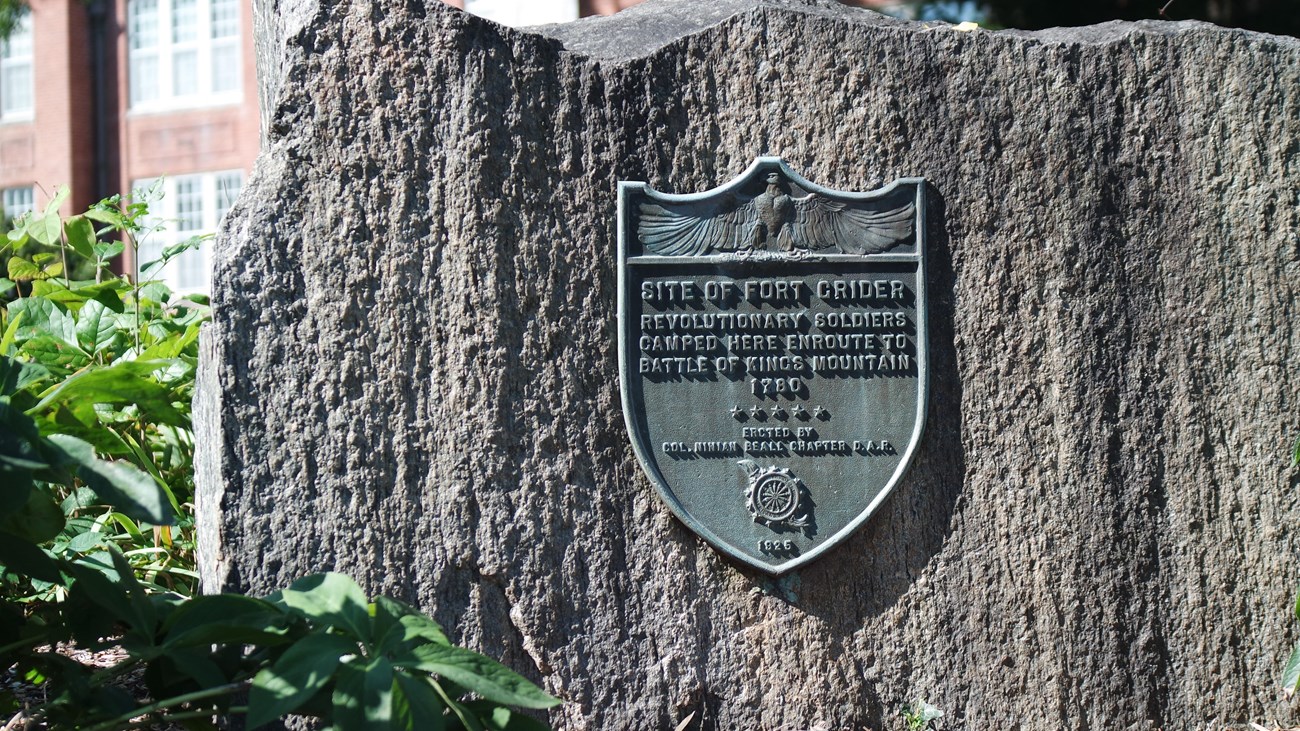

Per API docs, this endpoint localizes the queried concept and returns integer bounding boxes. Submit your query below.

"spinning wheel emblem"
[739,460,810,528]
[753,473,800,522]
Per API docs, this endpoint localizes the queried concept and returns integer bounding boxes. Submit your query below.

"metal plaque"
[617,157,928,574]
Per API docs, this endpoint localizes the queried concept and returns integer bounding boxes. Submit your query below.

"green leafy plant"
[899,697,943,731]
[1,190,560,729]
[1,182,205,600]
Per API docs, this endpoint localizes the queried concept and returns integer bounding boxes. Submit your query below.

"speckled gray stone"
[196,1,1300,728]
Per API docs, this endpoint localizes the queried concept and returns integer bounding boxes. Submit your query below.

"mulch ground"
[2,644,183,730]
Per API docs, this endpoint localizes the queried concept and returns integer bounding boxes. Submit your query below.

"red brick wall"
[0,0,97,216]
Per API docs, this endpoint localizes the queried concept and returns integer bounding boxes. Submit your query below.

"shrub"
[0,188,559,729]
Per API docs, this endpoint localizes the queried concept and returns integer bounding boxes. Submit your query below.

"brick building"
[2,0,890,292]
[0,0,257,291]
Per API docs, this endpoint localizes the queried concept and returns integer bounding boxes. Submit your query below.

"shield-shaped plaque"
[617,158,928,574]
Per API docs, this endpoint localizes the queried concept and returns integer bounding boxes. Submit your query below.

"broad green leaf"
[43,185,70,218]
[279,573,373,643]
[7,256,41,282]
[1292,435,1300,467]
[65,549,155,635]
[66,530,105,553]
[160,646,229,690]
[0,458,33,513]
[46,433,173,524]
[137,280,172,305]
[75,299,118,354]
[1284,643,1300,695]
[0,531,61,583]
[0,354,49,397]
[247,633,357,730]
[0,311,22,354]
[11,297,81,353]
[92,286,127,314]
[399,612,451,647]
[24,213,62,247]
[0,278,13,296]
[32,279,128,309]
[393,673,448,731]
[332,658,394,730]
[162,594,294,648]
[8,297,50,335]
[32,361,187,428]
[85,206,126,227]
[46,302,79,349]
[40,403,134,456]
[92,239,125,260]
[374,596,448,655]
[0,400,47,509]
[396,644,560,710]
[0,481,62,543]
[63,215,96,259]
[18,336,89,374]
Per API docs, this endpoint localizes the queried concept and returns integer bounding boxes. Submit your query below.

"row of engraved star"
[731,404,829,421]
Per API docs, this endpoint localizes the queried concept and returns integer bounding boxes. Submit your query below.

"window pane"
[1,61,30,115]
[173,49,198,96]
[172,0,199,43]
[210,0,238,38]
[128,0,158,50]
[2,12,31,59]
[175,177,203,231]
[211,42,239,93]
[131,53,160,104]
[176,244,206,290]
[2,186,32,221]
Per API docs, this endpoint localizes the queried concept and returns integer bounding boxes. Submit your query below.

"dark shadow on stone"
[737,183,965,729]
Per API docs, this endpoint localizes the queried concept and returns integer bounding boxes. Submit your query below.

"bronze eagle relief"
[636,169,916,256]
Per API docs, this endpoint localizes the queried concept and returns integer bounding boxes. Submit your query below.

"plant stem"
[79,681,246,731]
[58,235,69,285]
[129,229,140,353]
[116,705,249,730]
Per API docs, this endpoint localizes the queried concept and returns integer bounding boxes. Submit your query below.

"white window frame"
[127,0,241,113]
[133,171,243,294]
[0,9,33,121]
[2,185,33,223]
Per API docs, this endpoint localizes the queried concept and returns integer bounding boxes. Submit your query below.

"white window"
[0,10,33,120]
[128,0,240,111]
[134,171,243,293]
[2,185,32,223]
[463,0,577,27]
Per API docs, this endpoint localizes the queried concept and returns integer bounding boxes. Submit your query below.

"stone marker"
[197,0,1300,728]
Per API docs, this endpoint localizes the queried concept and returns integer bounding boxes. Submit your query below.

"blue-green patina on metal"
[618,157,929,575]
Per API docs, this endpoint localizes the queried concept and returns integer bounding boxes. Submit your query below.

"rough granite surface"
[195,1,1300,728]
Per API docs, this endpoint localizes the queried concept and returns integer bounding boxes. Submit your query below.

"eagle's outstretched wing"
[790,195,915,254]
[637,196,757,256]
